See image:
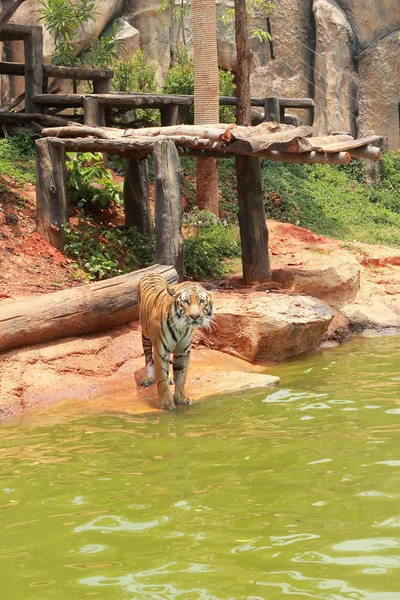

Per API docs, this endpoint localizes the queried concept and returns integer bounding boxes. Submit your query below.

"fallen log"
[42,124,124,139]
[227,125,314,154]
[316,136,381,153]
[0,264,178,354]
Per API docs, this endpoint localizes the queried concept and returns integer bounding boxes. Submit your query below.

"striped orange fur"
[137,274,214,410]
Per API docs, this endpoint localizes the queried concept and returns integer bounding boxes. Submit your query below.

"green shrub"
[64,217,156,280]
[183,210,241,278]
[111,49,159,125]
[66,152,123,208]
[0,134,37,183]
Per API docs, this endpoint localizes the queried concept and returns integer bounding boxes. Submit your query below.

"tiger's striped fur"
[137,274,214,410]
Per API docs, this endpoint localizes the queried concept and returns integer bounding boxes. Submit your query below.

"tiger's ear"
[167,287,176,297]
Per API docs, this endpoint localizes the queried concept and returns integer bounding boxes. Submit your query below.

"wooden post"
[160,105,179,126]
[235,0,271,283]
[123,157,153,234]
[92,79,110,94]
[83,96,105,126]
[264,97,280,122]
[24,26,43,114]
[237,156,271,283]
[35,138,68,251]
[153,139,185,282]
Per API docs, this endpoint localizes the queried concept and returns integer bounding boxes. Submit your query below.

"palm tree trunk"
[191,0,219,215]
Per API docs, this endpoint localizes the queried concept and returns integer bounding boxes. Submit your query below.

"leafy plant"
[111,49,159,125]
[63,216,156,280]
[66,152,123,208]
[183,210,241,278]
[38,0,121,69]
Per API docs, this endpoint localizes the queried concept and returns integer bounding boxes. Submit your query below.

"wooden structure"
[36,122,382,282]
[0,264,177,354]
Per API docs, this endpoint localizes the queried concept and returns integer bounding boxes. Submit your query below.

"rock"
[334,0,400,51]
[272,252,361,303]
[357,32,400,150]
[313,0,357,135]
[124,0,171,84]
[0,324,279,419]
[113,19,140,60]
[195,291,333,362]
[322,308,352,343]
[340,287,400,329]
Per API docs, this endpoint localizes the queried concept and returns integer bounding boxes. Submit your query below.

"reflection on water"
[2,335,400,599]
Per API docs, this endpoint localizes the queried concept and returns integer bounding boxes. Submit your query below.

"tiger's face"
[171,284,214,329]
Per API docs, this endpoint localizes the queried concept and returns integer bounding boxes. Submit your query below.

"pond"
[1,334,400,599]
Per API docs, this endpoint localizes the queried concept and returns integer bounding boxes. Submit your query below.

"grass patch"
[0,134,37,184]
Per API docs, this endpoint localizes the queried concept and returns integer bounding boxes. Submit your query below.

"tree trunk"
[0,264,178,354]
[234,0,271,283]
[191,0,219,215]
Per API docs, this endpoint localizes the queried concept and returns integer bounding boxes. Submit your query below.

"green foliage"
[38,0,120,69]
[261,155,400,247]
[66,152,123,208]
[183,209,241,278]
[163,47,236,123]
[0,134,37,183]
[111,49,159,125]
[63,217,156,280]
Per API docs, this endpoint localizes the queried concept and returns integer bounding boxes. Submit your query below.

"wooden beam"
[83,96,105,127]
[264,97,280,122]
[0,61,114,79]
[0,22,33,40]
[0,112,75,126]
[0,264,178,354]
[153,139,185,282]
[124,157,153,234]
[349,145,381,161]
[35,138,68,251]
[316,136,381,153]
[24,27,43,114]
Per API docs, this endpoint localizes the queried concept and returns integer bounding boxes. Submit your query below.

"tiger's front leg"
[154,351,175,410]
[173,344,193,406]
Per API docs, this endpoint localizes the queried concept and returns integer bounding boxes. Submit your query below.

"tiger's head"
[169,283,214,329]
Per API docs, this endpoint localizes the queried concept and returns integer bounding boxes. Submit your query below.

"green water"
[2,335,400,600]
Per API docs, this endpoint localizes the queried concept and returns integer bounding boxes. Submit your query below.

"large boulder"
[335,0,400,52]
[312,0,357,135]
[195,291,333,362]
[113,19,140,60]
[357,32,400,150]
[272,252,361,304]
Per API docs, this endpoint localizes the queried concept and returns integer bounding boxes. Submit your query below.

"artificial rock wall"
[7,0,400,148]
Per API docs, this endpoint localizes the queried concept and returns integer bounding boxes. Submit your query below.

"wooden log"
[95,93,194,107]
[123,124,232,142]
[160,105,179,126]
[48,135,216,156]
[153,140,184,282]
[349,145,381,161]
[310,134,353,147]
[264,97,280,123]
[0,264,178,354]
[263,150,351,164]
[0,22,33,40]
[124,157,153,234]
[33,93,86,107]
[35,138,68,251]
[236,155,271,284]
[178,148,352,164]
[0,61,114,80]
[316,136,381,153]
[24,27,43,114]
[83,97,105,127]
[228,126,314,154]
[0,112,74,126]
[92,79,111,94]
[42,124,123,139]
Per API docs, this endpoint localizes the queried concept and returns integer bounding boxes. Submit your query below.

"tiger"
[137,273,214,410]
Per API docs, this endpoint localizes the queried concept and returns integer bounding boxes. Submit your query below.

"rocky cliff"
[7,0,400,148]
